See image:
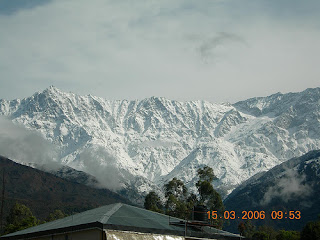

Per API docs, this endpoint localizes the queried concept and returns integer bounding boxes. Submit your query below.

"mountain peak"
[146,96,167,102]
[38,86,63,98]
[46,85,61,93]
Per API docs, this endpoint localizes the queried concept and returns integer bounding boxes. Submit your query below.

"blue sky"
[0,0,52,15]
[0,0,319,103]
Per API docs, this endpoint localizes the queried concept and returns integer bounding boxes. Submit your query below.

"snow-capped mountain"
[0,86,319,198]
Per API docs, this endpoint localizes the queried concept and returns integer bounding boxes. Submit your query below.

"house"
[1,203,243,240]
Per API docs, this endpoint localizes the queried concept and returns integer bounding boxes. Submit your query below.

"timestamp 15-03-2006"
[207,210,301,220]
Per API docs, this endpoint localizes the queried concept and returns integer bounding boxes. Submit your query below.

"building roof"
[1,203,242,239]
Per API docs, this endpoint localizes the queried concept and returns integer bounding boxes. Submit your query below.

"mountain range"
[0,86,319,202]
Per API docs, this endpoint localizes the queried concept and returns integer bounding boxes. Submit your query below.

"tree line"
[237,218,320,240]
[144,166,225,228]
[1,203,66,235]
[144,165,320,240]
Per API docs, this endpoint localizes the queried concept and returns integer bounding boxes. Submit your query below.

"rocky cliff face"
[0,86,319,198]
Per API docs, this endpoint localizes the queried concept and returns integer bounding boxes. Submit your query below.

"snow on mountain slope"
[0,86,319,198]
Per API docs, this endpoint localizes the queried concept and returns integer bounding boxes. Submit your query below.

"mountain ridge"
[0,155,132,223]
[0,86,319,199]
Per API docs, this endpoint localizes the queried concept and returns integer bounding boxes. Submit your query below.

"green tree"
[159,166,225,223]
[300,220,320,240]
[196,166,224,228]
[257,225,277,240]
[4,203,39,234]
[276,230,300,240]
[252,231,269,240]
[186,193,198,210]
[144,191,163,213]
[164,178,188,201]
[165,194,189,219]
[238,220,256,239]
[164,178,189,219]
[197,166,217,182]
[46,210,66,222]
[196,166,219,204]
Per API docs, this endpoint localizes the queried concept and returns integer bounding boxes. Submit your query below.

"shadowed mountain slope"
[224,150,320,232]
[0,155,132,223]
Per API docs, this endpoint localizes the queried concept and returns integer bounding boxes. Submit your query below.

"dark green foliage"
[238,220,256,239]
[164,178,189,219]
[144,166,224,225]
[196,166,224,228]
[196,166,220,206]
[186,193,198,211]
[164,178,188,200]
[239,223,295,240]
[207,189,224,211]
[238,222,301,240]
[168,192,197,219]
[196,180,214,203]
[300,220,320,240]
[186,193,197,205]
[197,166,217,182]
[46,210,66,222]
[276,230,300,240]
[252,231,269,240]
[165,194,189,219]
[144,191,163,213]
[145,177,191,219]
[238,215,319,240]
[257,225,277,240]
[4,203,39,234]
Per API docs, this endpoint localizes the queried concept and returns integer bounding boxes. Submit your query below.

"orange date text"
[207,211,301,220]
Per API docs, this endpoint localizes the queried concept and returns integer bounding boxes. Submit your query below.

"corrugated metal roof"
[2,203,242,239]
[2,203,183,238]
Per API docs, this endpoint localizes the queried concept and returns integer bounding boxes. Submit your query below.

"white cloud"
[74,146,130,191]
[0,116,59,167]
[261,168,313,205]
[0,0,319,103]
